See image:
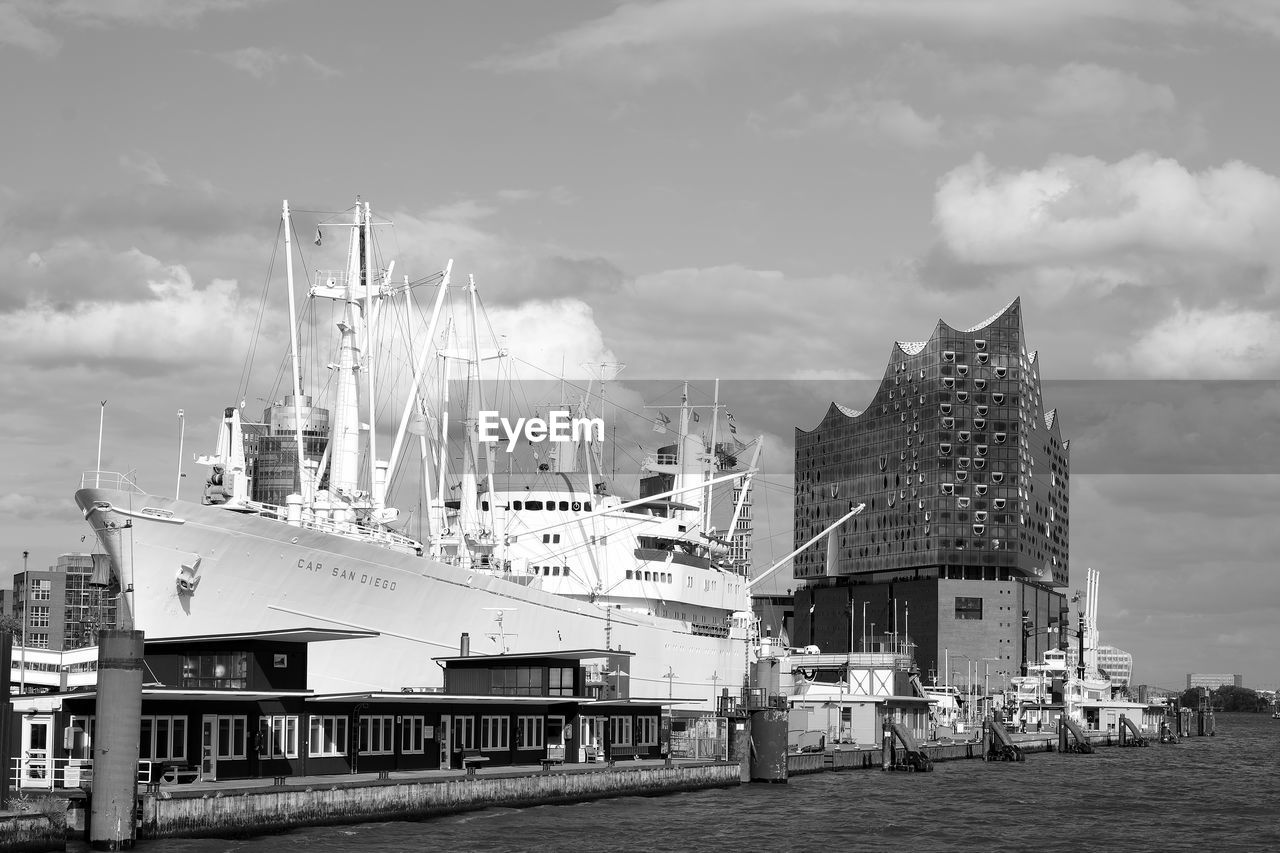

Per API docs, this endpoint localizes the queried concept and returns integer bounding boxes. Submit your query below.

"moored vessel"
[76,199,759,709]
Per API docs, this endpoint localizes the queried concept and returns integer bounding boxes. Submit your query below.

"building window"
[549,666,575,696]
[516,716,544,750]
[28,606,50,628]
[358,715,395,755]
[453,716,477,751]
[636,716,659,747]
[955,597,983,620]
[31,580,52,601]
[139,715,187,762]
[215,716,248,760]
[181,652,249,689]
[28,632,49,649]
[258,715,299,760]
[481,716,509,751]
[610,716,633,747]
[402,716,427,754]
[491,666,546,696]
[308,715,349,758]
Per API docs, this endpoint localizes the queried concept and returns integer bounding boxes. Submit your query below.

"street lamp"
[663,667,678,701]
[19,550,29,694]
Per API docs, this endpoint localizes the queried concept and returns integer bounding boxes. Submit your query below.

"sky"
[3,0,1280,691]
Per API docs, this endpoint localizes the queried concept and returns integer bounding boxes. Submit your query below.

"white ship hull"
[77,485,748,710]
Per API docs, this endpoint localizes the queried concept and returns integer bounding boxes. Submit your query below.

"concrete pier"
[135,762,738,840]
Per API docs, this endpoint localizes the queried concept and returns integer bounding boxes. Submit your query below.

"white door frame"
[201,715,218,781]
[20,715,54,790]
[438,715,451,770]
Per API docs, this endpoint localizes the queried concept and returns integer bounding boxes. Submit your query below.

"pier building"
[791,298,1070,693]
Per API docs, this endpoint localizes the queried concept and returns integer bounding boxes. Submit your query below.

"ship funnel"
[460,632,470,657]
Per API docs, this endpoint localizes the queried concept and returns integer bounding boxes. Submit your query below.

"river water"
[124,714,1278,853]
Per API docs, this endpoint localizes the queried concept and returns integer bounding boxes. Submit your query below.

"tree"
[0,613,19,638]
[1179,685,1266,712]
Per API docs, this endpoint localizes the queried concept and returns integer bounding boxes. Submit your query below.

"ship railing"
[237,499,423,552]
[9,757,155,790]
[80,470,145,494]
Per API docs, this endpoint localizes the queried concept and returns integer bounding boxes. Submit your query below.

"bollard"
[0,633,11,809]
[90,630,145,850]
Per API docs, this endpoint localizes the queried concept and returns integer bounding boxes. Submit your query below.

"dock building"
[791,298,1070,694]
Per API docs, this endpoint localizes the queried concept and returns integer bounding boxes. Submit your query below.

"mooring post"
[0,632,11,809]
[981,716,990,761]
[1059,719,1067,753]
[881,722,892,771]
[90,629,145,850]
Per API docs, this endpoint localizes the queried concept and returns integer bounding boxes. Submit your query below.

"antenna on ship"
[484,607,517,654]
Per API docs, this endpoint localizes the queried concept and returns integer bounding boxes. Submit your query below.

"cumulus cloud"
[934,152,1280,266]
[1097,304,1280,378]
[10,263,254,372]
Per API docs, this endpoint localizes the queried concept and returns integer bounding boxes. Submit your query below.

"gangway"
[985,718,1025,762]
[1118,715,1149,747]
[1059,717,1094,754]
[883,721,933,772]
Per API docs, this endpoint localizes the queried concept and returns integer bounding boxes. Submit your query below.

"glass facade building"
[791,299,1071,687]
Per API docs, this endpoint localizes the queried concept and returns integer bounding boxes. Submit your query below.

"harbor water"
[82,714,1279,853]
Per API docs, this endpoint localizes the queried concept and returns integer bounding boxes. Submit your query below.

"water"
[109,715,1280,853]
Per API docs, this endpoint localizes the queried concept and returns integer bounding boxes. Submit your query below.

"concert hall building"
[792,298,1071,693]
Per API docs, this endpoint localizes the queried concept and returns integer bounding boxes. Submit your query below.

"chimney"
[460,632,470,657]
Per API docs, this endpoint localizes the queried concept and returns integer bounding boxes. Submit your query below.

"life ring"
[572,501,582,512]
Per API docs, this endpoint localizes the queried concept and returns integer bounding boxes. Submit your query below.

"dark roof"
[433,648,633,665]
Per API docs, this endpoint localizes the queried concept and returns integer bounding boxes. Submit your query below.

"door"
[438,716,451,770]
[20,715,53,790]
[201,715,218,781]
[546,716,565,762]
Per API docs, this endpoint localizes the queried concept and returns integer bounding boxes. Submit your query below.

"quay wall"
[139,763,739,839]
[0,812,64,853]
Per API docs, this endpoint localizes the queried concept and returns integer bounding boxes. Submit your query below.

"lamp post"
[954,654,972,724]
[663,666,678,701]
[19,550,29,694]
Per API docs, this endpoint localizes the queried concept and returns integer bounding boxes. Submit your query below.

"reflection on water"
[79,714,1280,853]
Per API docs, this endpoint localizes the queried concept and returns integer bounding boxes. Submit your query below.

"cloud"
[0,3,61,54]
[479,0,1263,81]
[119,151,171,186]
[934,152,1280,266]
[1035,63,1176,120]
[214,45,341,79]
[0,492,68,519]
[1,0,268,57]
[9,263,254,373]
[1098,305,1280,378]
[770,94,946,148]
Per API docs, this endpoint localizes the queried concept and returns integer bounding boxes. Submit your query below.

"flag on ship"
[653,412,671,433]
[692,411,700,423]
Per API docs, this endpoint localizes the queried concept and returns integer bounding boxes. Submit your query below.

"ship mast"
[282,200,310,505]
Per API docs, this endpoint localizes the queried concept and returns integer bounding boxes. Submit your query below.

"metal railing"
[80,470,144,493]
[9,757,155,790]
[668,734,727,761]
